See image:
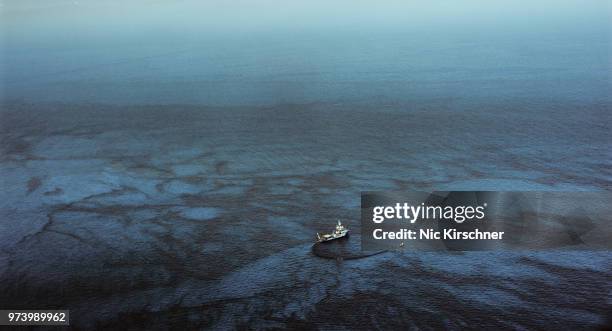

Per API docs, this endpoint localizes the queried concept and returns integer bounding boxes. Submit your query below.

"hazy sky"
[2,0,610,36]
[1,0,610,105]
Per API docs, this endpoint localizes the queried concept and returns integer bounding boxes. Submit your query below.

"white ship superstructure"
[316,221,349,242]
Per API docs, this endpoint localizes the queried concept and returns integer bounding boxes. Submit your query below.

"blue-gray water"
[3,31,611,107]
[1,1,611,329]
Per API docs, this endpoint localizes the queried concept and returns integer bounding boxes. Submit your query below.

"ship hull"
[317,230,350,243]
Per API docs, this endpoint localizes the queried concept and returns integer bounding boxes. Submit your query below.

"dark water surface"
[1,2,611,327]
[0,102,610,329]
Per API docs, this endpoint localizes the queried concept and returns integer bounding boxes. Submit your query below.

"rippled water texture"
[0,102,610,329]
[1,1,611,327]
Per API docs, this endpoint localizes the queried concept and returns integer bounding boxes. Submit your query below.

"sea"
[1,1,611,329]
